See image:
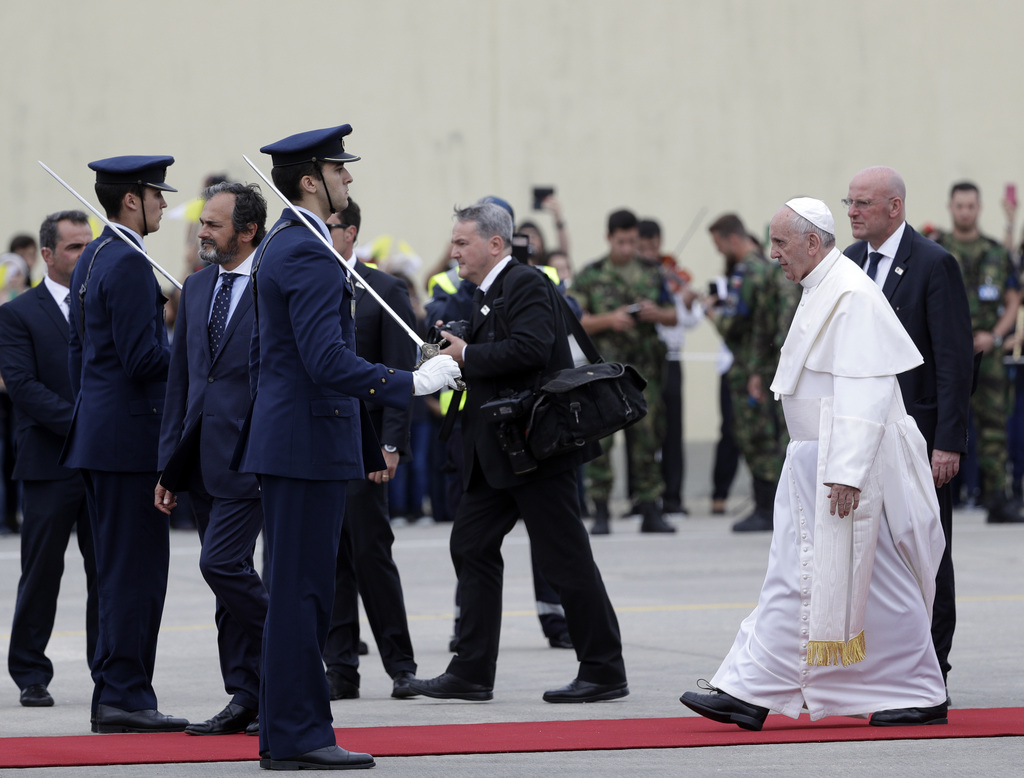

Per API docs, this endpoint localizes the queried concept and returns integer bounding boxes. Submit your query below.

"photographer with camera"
[407,202,628,704]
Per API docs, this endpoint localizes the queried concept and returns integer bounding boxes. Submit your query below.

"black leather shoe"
[246,715,259,735]
[92,704,189,733]
[679,687,769,731]
[20,684,54,707]
[391,671,420,699]
[406,672,493,701]
[184,702,257,735]
[547,631,574,649]
[870,702,948,726]
[327,670,359,700]
[543,678,629,703]
[264,745,374,770]
[357,640,369,656]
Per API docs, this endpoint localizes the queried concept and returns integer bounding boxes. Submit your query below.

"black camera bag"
[525,289,649,460]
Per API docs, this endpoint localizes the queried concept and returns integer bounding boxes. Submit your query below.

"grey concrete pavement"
[1,487,1021,776]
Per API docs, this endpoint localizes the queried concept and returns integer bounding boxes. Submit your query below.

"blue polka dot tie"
[208,273,239,355]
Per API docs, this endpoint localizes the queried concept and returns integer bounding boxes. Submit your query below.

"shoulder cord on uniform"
[76,237,115,342]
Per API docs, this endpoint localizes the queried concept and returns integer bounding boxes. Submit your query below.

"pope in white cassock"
[681,198,949,729]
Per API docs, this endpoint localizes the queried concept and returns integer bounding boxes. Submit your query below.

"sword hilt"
[416,343,467,392]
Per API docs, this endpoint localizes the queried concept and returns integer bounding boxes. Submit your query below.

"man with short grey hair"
[409,202,628,703]
[681,198,948,730]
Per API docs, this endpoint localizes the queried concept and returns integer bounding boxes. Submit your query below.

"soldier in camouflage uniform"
[707,214,796,532]
[573,209,678,534]
[937,182,1023,524]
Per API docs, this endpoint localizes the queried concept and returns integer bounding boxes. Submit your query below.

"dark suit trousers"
[712,373,740,501]
[932,482,956,683]
[189,481,267,711]
[447,468,626,688]
[81,470,169,713]
[8,475,97,689]
[259,475,346,760]
[324,478,416,683]
[661,359,685,509]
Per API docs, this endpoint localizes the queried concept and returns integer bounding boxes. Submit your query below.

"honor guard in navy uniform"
[155,182,269,736]
[62,156,187,733]
[1,210,97,708]
[234,125,461,771]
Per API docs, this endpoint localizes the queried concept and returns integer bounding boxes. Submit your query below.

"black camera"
[481,389,538,474]
[511,233,532,263]
[426,319,471,348]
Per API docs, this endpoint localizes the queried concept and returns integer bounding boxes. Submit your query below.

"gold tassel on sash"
[806,631,866,667]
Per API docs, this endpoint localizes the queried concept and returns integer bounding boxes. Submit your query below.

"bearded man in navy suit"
[0,210,97,709]
[156,182,268,736]
[843,166,974,688]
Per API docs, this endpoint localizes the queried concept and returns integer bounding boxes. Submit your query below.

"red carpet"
[2,709,1021,768]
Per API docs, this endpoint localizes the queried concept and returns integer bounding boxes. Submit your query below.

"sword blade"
[242,155,425,348]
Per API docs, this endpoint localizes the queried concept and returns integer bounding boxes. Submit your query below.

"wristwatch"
[993,332,1004,350]
[383,444,398,453]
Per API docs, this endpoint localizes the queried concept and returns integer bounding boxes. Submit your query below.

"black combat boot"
[639,500,676,533]
[986,493,1024,524]
[590,500,611,535]
[732,478,775,533]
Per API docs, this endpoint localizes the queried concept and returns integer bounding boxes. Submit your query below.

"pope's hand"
[412,354,462,396]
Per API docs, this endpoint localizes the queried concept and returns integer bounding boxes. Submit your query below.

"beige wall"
[3,0,1023,442]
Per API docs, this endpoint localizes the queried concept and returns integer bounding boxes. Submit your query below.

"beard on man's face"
[198,234,239,266]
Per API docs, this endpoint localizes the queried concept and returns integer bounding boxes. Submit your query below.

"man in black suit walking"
[322,200,421,701]
[155,182,269,735]
[844,165,974,687]
[409,202,628,703]
[1,210,98,708]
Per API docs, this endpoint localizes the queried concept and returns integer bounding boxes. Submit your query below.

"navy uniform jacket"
[62,226,169,471]
[237,211,414,480]
[846,225,974,454]
[0,283,78,481]
[461,259,599,491]
[351,262,416,450]
[158,263,260,499]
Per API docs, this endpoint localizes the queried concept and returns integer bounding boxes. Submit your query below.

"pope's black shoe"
[405,672,493,701]
[92,704,189,733]
[870,702,948,726]
[391,671,421,699]
[185,702,257,735]
[543,678,629,703]
[20,684,54,707]
[679,687,769,731]
[246,715,260,735]
[263,744,374,771]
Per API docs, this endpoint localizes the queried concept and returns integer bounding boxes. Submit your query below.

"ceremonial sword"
[242,155,462,385]
[38,161,183,291]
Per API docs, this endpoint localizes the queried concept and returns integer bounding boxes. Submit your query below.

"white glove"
[412,354,462,395]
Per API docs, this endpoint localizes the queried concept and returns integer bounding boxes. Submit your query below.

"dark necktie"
[866,251,883,281]
[63,292,71,322]
[472,287,484,306]
[208,273,238,354]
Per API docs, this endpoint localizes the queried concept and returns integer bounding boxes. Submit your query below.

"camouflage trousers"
[728,368,786,485]
[586,373,664,503]
[973,351,1012,502]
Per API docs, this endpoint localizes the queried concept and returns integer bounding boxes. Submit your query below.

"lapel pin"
[480,305,491,316]
[894,266,904,276]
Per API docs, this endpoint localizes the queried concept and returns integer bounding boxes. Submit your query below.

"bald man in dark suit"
[844,165,974,688]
